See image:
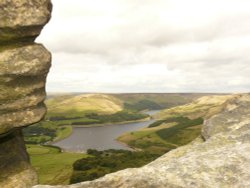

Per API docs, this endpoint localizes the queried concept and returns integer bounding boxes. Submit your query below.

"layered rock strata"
[0,0,52,187]
[34,94,250,188]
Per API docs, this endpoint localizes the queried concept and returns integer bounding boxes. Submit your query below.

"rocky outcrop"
[0,130,37,188]
[0,0,52,187]
[34,94,250,188]
[0,0,52,45]
[1,1,249,187]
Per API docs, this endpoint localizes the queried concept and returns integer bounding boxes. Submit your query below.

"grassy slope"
[155,95,233,119]
[113,93,210,109]
[46,94,123,118]
[24,123,73,144]
[27,144,88,185]
[53,125,72,142]
[118,95,234,152]
[45,93,212,119]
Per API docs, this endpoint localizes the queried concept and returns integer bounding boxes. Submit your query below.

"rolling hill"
[112,93,211,111]
[46,94,123,118]
[155,94,233,119]
[117,94,234,153]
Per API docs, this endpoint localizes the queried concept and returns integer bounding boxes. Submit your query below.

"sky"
[37,0,250,93]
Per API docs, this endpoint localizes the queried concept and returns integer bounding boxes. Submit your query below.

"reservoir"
[53,110,159,152]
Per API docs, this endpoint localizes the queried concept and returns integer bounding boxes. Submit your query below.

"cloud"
[37,0,250,93]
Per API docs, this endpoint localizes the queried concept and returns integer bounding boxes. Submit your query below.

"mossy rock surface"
[0,0,52,187]
[0,44,51,134]
[0,130,37,188]
[0,0,52,43]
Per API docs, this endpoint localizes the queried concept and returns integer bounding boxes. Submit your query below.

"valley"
[23,93,203,144]
[118,95,233,152]
[23,93,230,185]
[52,110,158,152]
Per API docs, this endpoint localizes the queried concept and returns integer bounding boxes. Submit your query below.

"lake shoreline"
[51,110,160,152]
[50,110,160,146]
[50,139,141,154]
[115,139,142,152]
[71,117,151,128]
[49,117,151,145]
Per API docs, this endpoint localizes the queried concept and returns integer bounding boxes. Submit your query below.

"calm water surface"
[53,110,159,152]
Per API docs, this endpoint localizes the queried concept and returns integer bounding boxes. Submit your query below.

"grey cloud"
[39,0,250,93]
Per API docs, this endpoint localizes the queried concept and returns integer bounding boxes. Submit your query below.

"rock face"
[0,0,52,187]
[0,0,52,44]
[0,44,51,135]
[1,1,249,188]
[34,94,250,188]
[0,130,37,188]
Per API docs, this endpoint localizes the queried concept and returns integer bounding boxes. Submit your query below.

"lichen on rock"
[0,44,51,134]
[0,0,52,44]
[0,0,52,187]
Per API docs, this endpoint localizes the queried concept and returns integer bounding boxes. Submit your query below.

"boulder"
[0,0,52,187]
[0,0,52,44]
[0,44,51,134]
[0,130,38,188]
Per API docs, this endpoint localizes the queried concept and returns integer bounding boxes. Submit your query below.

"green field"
[117,117,202,153]
[23,122,73,144]
[27,144,88,185]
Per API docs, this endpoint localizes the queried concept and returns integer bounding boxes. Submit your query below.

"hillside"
[155,95,233,119]
[118,95,234,152]
[46,93,211,114]
[112,93,211,111]
[46,94,123,118]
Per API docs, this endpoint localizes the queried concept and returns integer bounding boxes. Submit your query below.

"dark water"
[53,110,159,152]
